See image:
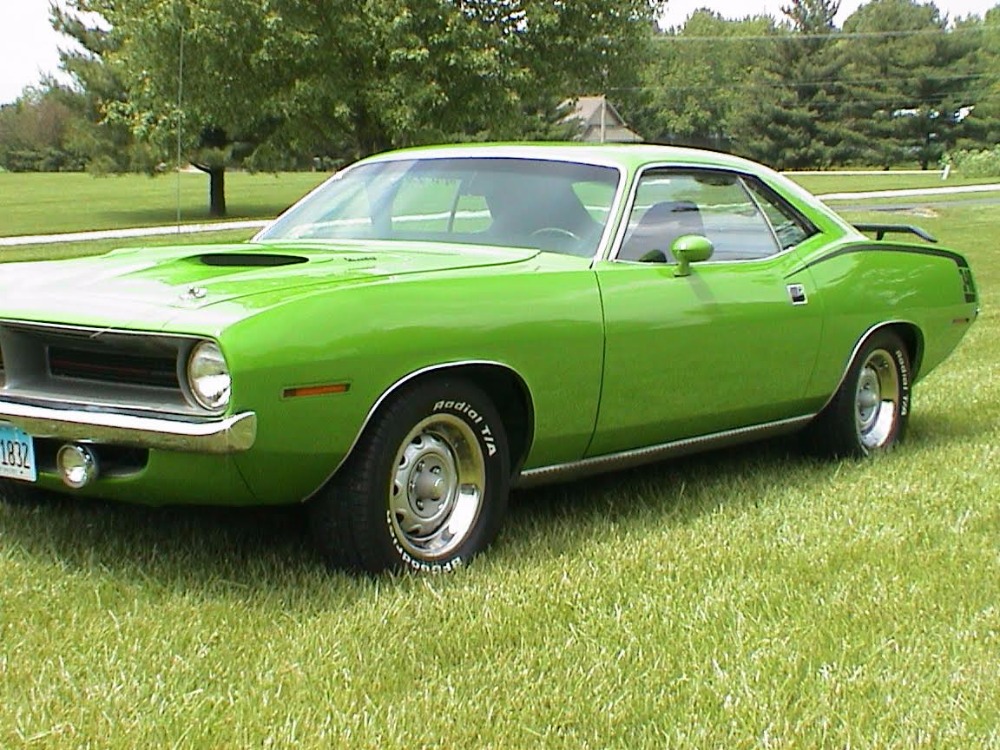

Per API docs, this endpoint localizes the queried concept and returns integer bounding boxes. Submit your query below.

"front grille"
[49,346,179,388]
[0,322,205,416]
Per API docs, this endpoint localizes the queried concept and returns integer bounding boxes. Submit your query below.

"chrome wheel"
[854,348,901,451]
[389,414,486,561]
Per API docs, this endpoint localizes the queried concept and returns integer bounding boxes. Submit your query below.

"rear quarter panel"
[794,239,978,402]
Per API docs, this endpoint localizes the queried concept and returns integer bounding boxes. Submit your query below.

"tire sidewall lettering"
[893,346,911,417]
[385,512,465,573]
[432,398,500,459]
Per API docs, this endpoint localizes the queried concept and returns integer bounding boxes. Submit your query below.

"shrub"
[944,146,1000,178]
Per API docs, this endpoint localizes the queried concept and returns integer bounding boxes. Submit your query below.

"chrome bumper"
[0,401,256,454]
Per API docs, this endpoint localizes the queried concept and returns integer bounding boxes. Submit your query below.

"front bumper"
[0,401,256,454]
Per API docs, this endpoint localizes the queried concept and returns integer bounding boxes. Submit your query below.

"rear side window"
[744,178,816,250]
[619,170,780,262]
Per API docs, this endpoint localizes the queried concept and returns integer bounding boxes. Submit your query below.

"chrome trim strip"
[0,403,256,454]
[590,164,629,265]
[514,415,814,488]
[0,319,207,341]
[740,174,788,251]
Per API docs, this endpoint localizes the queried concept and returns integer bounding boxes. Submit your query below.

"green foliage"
[54,0,663,215]
[0,86,88,172]
[621,0,1000,170]
[945,145,1000,177]
[268,0,666,154]
[834,0,973,169]
[781,0,840,31]
[954,6,1000,147]
[729,0,848,168]
[50,2,145,174]
[624,12,780,149]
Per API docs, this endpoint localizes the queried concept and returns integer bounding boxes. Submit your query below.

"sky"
[1,0,998,105]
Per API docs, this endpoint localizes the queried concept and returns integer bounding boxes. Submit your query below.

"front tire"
[808,330,912,457]
[308,378,510,574]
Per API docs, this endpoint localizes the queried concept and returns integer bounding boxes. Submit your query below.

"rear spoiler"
[854,223,937,243]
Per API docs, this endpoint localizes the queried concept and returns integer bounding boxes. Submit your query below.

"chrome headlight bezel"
[186,340,232,412]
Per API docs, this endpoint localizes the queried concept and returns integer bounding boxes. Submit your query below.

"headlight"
[187,341,231,411]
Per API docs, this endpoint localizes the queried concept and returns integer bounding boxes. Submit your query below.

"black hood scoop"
[198,253,309,267]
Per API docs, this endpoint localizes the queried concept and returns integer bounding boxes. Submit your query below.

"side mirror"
[672,234,714,277]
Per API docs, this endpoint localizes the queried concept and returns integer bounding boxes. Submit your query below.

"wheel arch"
[885,321,924,379]
[821,320,923,415]
[336,361,535,482]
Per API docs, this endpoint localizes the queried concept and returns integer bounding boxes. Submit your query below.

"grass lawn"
[1,185,998,747]
[0,171,327,237]
[788,171,999,195]
[0,229,259,265]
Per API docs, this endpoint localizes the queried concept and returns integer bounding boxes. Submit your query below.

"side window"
[618,170,781,263]
[744,178,816,250]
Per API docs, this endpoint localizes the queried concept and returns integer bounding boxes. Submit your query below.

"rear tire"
[308,378,510,574]
[808,330,912,457]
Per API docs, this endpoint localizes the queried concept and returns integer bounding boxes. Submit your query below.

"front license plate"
[0,423,37,482]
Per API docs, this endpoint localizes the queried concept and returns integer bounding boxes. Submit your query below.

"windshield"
[256,157,621,258]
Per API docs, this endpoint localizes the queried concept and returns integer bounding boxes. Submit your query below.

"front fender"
[219,264,604,503]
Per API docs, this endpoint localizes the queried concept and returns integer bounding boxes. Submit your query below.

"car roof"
[360,142,769,175]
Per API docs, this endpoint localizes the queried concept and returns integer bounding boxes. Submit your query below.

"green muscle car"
[0,144,979,573]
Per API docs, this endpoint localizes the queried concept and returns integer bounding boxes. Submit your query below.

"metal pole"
[175,22,184,230]
[600,97,606,143]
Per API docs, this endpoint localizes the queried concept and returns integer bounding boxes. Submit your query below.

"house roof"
[561,96,642,143]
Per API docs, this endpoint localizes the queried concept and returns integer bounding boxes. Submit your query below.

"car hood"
[0,240,540,330]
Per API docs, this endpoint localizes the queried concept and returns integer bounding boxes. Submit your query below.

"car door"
[588,167,825,457]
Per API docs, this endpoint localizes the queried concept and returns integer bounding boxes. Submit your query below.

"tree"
[837,0,975,169]
[728,0,847,168]
[55,0,665,217]
[50,2,154,174]
[0,83,87,172]
[949,5,1000,150]
[623,12,779,148]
